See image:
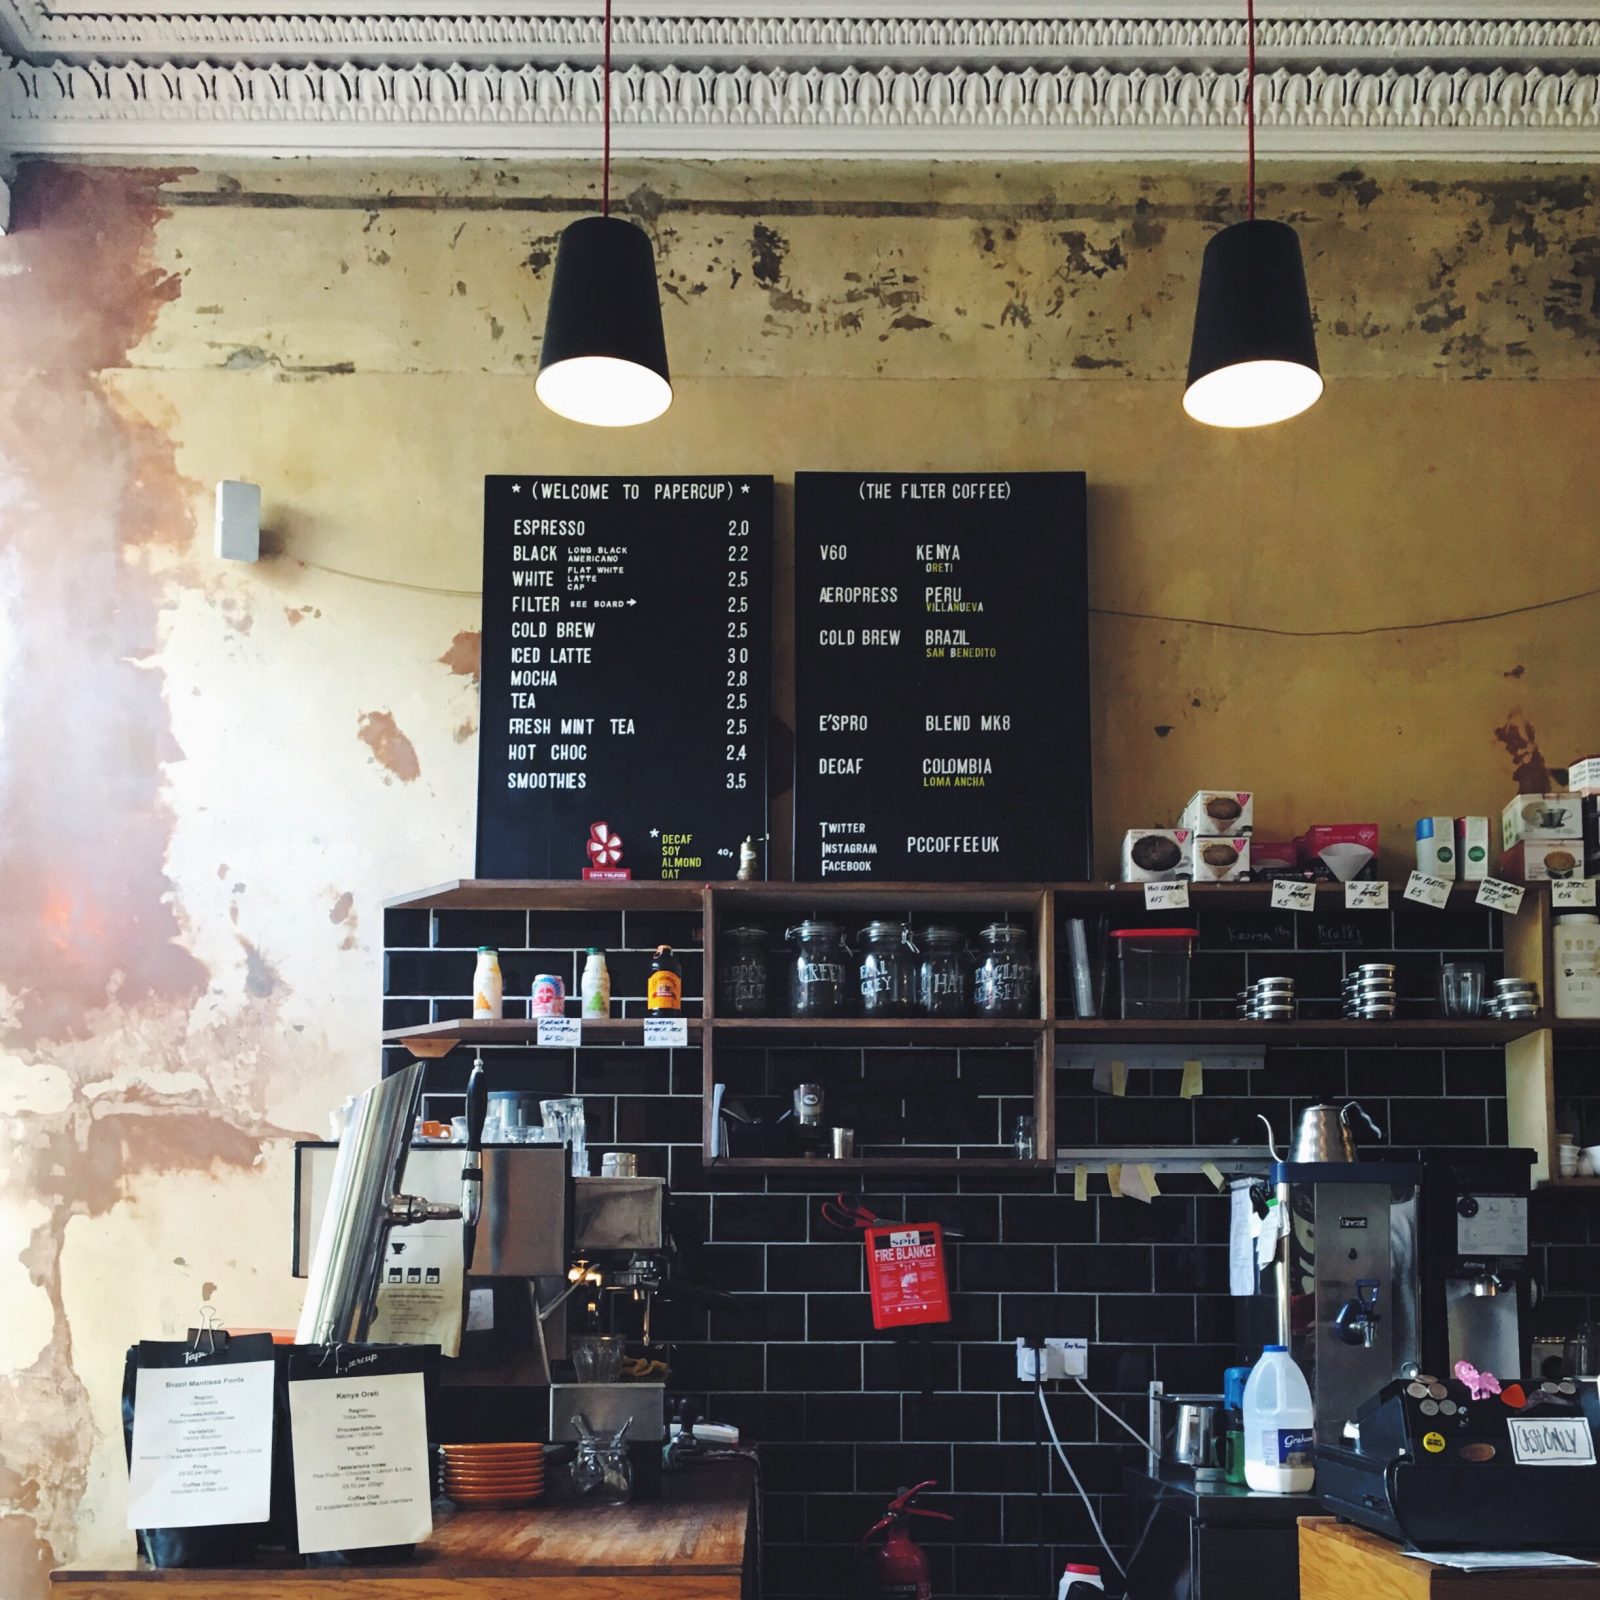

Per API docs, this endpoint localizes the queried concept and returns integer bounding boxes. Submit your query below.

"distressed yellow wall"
[2,155,1598,1593]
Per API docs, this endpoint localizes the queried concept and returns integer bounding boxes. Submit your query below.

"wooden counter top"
[1300,1518,1600,1600]
[52,1461,755,1600]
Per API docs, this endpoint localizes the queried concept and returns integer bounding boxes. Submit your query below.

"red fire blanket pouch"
[863,1221,951,1331]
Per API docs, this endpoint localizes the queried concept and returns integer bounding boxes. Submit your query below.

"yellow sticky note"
[1180,1060,1204,1099]
[1073,1164,1089,1202]
[1137,1163,1161,1200]
[1201,1160,1226,1191]
[1106,1162,1123,1197]
[1110,1060,1128,1098]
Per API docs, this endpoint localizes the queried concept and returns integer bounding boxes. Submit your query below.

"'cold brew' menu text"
[476,476,772,879]
[793,472,1089,881]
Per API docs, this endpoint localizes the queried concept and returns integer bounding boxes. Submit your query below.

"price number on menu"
[724,519,753,793]
[1271,880,1317,913]
[1475,877,1526,916]
[1404,871,1453,910]
[1553,878,1599,908]
[643,1016,689,1049]
[1144,881,1190,911]
[1345,880,1391,910]
[537,1017,583,1048]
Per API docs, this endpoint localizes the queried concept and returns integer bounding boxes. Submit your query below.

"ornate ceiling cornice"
[1,7,1598,160]
[3,60,1597,159]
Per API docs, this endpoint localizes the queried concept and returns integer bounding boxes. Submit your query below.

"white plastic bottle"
[1242,1344,1315,1493]
[1058,1563,1104,1600]
[472,946,503,1020]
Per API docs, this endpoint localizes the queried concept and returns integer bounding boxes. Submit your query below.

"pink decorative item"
[1454,1360,1501,1401]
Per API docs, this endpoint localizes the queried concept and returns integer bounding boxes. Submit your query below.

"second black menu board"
[793,472,1089,881]
[476,475,772,879]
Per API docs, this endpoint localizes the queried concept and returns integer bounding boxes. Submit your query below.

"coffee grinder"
[1417,1148,1534,1383]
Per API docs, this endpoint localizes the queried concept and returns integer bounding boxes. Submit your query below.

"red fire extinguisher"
[860,1480,953,1600]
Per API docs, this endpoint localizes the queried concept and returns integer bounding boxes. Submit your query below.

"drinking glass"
[540,1097,588,1175]
[1439,961,1486,1018]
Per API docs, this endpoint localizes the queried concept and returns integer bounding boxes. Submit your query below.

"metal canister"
[531,973,567,1016]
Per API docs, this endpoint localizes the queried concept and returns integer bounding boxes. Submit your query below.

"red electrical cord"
[1245,0,1256,221]
[602,0,612,217]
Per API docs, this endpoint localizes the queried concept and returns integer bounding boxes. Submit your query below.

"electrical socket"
[1014,1336,1089,1382]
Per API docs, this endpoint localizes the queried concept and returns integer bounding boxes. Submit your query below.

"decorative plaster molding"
[6,8,1600,66]
[3,58,1598,159]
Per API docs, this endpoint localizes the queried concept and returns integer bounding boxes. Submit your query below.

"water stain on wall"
[356,710,421,783]
[1494,713,1555,793]
[438,630,481,684]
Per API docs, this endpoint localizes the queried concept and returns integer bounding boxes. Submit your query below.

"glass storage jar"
[974,921,1036,1018]
[786,921,852,1017]
[857,921,916,1017]
[916,925,971,1017]
[717,925,770,1017]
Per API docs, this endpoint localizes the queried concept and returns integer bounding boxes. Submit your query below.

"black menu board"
[476,475,772,880]
[793,472,1089,881]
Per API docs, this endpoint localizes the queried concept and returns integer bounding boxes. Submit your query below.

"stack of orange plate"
[440,1441,545,1508]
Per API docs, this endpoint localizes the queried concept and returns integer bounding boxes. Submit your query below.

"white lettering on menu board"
[794,473,1088,881]
[126,1361,275,1529]
[289,1371,432,1553]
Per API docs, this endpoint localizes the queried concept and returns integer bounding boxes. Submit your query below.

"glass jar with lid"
[974,921,1036,1018]
[856,921,915,1018]
[717,925,770,1017]
[786,921,852,1017]
[916,925,971,1017]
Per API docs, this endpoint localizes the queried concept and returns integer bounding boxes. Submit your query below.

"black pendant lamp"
[1183,0,1322,428]
[535,0,672,427]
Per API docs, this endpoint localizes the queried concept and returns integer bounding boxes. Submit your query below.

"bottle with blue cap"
[1242,1344,1315,1492]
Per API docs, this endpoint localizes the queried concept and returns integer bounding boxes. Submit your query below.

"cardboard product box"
[1454,816,1491,881]
[1502,793,1581,850]
[1179,790,1253,837]
[1122,828,1192,882]
[1190,835,1250,882]
[1415,817,1457,878]
[1297,823,1380,882]
[1249,839,1300,880]
[1567,756,1600,798]
[1498,840,1585,883]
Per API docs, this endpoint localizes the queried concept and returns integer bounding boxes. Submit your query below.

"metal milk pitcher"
[1291,1100,1381,1163]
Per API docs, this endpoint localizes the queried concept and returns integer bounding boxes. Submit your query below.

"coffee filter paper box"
[1180,790,1253,837]
[1189,835,1250,882]
[1499,840,1585,882]
[1568,756,1600,798]
[1250,839,1299,880]
[1297,823,1379,882]
[1123,829,1192,882]
[1502,793,1581,849]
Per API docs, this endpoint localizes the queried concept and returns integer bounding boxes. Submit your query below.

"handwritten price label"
[1271,879,1317,912]
[1476,877,1526,916]
[536,1017,582,1048]
[1405,871,1453,910]
[1144,881,1190,911]
[1553,878,1599,909]
[1346,880,1390,910]
[643,1017,689,1048]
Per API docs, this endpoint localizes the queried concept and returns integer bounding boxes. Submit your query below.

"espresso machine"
[296,1081,707,1491]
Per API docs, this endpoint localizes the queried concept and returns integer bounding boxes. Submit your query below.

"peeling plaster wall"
[2,155,1599,1594]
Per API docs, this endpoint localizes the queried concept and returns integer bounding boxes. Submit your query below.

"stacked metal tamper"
[1239,976,1296,1021]
[1344,962,1397,1020]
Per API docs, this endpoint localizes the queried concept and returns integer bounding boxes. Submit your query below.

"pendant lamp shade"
[536,215,672,428]
[1183,219,1322,429]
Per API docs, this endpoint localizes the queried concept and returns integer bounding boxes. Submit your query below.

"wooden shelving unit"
[381,878,1582,1182]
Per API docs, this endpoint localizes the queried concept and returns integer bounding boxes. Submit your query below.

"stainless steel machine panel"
[295,1142,570,1280]
[549,1382,666,1445]
[573,1177,666,1254]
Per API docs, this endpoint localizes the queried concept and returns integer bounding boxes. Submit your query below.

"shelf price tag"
[536,1017,582,1048]
[1553,878,1599,909]
[1404,871,1453,910]
[1144,881,1189,911]
[643,1017,689,1049]
[1346,880,1390,910]
[1271,880,1316,913]
[1476,877,1526,916]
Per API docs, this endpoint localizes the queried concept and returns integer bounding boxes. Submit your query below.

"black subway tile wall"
[382,900,1592,1600]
